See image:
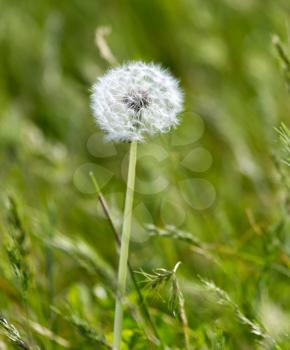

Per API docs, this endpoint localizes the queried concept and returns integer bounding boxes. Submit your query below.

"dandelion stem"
[89,172,162,346]
[113,140,137,350]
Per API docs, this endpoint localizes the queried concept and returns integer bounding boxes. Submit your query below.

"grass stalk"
[174,277,190,350]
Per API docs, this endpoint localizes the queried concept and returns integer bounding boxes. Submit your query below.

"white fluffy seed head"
[90,61,184,142]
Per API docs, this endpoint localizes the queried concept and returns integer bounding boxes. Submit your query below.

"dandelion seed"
[90,61,184,142]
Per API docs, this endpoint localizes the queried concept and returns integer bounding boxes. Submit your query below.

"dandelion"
[91,61,183,143]
[90,61,184,350]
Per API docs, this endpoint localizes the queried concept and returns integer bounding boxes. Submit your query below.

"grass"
[0,0,290,349]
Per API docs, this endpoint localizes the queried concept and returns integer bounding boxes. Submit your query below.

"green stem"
[176,278,190,350]
[89,173,162,346]
[113,140,137,350]
[172,262,190,349]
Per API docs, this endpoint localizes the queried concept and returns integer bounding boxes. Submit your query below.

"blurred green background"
[0,0,290,349]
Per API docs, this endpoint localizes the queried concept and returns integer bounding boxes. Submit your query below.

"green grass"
[0,0,290,349]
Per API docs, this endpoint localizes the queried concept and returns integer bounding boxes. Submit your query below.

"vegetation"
[0,0,290,349]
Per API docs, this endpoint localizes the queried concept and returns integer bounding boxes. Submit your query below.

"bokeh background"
[0,0,290,349]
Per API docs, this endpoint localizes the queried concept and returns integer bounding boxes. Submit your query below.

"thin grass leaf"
[200,278,282,349]
[51,307,111,349]
[146,224,203,247]
[27,319,70,348]
[5,196,30,294]
[0,315,32,350]
[38,231,116,288]
[273,35,290,92]
[276,123,290,167]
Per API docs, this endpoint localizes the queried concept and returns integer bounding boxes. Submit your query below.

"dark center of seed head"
[123,90,150,113]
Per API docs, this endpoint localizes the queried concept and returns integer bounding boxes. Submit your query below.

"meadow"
[0,0,290,349]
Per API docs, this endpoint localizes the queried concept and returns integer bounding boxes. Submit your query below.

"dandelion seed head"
[90,61,184,142]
